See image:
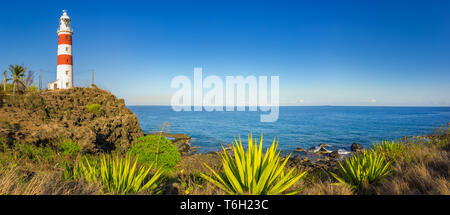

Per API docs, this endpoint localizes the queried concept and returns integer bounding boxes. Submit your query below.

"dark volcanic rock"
[329,150,341,159]
[317,147,329,155]
[0,87,143,153]
[295,148,305,152]
[149,132,192,155]
[351,143,363,152]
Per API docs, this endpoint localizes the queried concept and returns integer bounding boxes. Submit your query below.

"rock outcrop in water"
[0,87,143,153]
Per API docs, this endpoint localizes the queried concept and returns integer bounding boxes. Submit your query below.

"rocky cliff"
[0,87,143,153]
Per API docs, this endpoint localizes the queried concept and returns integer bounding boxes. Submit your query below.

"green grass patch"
[12,143,57,164]
[57,140,81,157]
[86,103,103,115]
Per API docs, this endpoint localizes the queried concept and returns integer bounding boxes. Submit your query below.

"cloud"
[370,99,377,103]
[299,99,305,103]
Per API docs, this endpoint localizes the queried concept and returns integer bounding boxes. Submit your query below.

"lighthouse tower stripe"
[57,32,72,66]
[58,34,72,45]
[58,44,71,55]
[57,55,73,65]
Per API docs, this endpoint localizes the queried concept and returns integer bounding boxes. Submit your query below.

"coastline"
[1,88,448,195]
[130,105,450,154]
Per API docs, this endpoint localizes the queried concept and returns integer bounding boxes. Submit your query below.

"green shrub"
[58,140,81,157]
[128,135,181,171]
[330,149,391,192]
[26,85,39,92]
[0,137,7,150]
[429,125,450,149]
[86,103,102,115]
[4,83,14,93]
[201,134,307,195]
[15,143,56,163]
[74,153,163,194]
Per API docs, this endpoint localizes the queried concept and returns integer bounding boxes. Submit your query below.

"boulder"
[148,132,193,155]
[317,147,329,154]
[351,143,363,152]
[329,150,341,159]
[295,148,305,152]
[306,146,317,153]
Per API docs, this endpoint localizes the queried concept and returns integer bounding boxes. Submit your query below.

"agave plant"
[201,133,307,195]
[75,153,163,194]
[330,149,391,192]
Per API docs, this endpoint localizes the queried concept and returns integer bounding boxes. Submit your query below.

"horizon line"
[125,105,450,108]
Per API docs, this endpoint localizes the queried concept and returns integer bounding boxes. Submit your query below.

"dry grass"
[163,153,226,195]
[290,167,353,195]
[300,180,353,195]
[0,166,103,195]
[188,181,227,195]
[374,144,449,195]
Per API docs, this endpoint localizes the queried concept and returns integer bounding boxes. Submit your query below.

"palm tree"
[8,64,27,96]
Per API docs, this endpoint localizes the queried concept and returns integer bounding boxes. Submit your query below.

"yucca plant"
[372,140,406,160]
[200,133,307,195]
[75,153,163,194]
[330,150,391,192]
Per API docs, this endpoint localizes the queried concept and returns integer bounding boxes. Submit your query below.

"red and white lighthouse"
[48,10,73,89]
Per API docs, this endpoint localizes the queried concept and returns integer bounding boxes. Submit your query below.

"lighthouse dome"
[60,10,70,19]
[58,10,72,34]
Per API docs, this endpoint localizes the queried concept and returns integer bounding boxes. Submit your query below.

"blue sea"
[128,106,450,154]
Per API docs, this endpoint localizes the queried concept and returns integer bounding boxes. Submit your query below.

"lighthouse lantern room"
[48,10,73,90]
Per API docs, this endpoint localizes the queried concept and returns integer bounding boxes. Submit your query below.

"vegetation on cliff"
[0,87,143,153]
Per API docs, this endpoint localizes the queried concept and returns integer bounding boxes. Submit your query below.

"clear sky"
[1,0,449,106]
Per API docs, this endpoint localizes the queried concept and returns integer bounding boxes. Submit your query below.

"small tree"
[8,64,27,96]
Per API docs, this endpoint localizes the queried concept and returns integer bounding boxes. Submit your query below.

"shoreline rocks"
[351,143,363,152]
[146,132,193,155]
[329,150,341,159]
[287,143,360,171]
[295,148,305,152]
[169,136,364,174]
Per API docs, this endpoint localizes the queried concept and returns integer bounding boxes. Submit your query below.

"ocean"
[128,106,450,154]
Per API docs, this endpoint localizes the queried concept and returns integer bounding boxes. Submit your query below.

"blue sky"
[1,0,449,106]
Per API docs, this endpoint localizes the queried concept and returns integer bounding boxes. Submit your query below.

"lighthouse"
[48,10,73,90]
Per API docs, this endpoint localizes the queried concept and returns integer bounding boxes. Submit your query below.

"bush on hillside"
[57,140,81,157]
[86,103,103,115]
[128,135,181,171]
